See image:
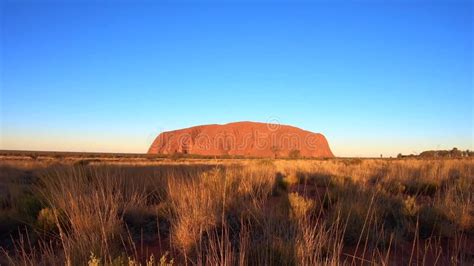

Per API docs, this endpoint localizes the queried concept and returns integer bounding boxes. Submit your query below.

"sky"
[1,0,473,157]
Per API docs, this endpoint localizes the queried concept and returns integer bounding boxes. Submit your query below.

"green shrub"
[417,206,457,239]
[404,179,439,197]
[288,149,301,159]
[123,207,159,242]
[0,214,23,249]
[379,179,406,194]
[36,208,58,233]
[16,193,43,223]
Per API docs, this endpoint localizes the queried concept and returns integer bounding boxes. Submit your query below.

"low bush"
[417,205,457,239]
[404,178,439,197]
[288,193,315,221]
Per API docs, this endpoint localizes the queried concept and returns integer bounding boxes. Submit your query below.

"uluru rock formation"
[148,121,334,158]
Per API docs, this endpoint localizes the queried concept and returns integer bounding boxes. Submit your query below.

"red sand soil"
[148,121,334,158]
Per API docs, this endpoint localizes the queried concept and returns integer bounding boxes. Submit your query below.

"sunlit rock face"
[148,121,334,158]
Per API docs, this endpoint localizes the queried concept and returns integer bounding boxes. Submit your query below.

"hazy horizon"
[1,0,473,157]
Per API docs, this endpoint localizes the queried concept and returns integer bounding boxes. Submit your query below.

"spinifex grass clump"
[167,164,276,260]
[37,166,149,264]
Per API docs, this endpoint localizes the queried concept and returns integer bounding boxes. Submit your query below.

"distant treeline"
[0,150,331,161]
[0,150,229,160]
[398,148,473,159]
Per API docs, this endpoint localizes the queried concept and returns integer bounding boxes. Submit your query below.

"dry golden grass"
[0,157,472,265]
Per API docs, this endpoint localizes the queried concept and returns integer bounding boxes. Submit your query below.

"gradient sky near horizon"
[1,0,473,157]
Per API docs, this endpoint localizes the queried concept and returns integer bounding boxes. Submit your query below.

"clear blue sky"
[1,0,473,157]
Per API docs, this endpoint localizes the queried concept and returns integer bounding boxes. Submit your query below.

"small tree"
[170,152,184,160]
[271,145,280,159]
[288,149,301,159]
[451,147,462,158]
